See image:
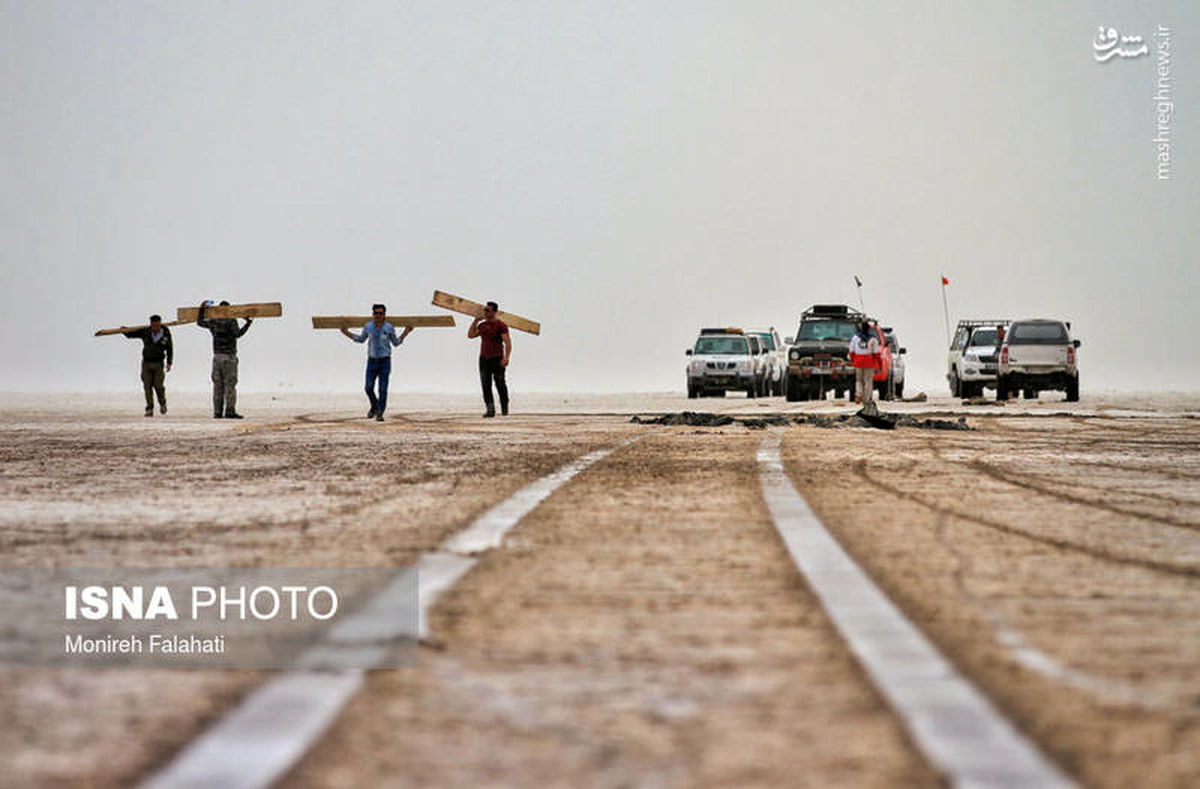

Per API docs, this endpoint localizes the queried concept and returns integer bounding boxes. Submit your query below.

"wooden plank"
[431,290,541,335]
[176,302,283,322]
[94,320,191,337]
[311,315,456,330]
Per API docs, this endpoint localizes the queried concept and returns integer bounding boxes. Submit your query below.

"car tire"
[785,377,801,402]
[687,384,698,399]
[996,376,1008,401]
[896,380,904,399]
[1066,375,1079,402]
[949,370,961,397]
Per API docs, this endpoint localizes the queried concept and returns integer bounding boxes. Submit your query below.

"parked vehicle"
[997,319,1080,401]
[785,305,892,401]
[881,327,907,399]
[686,328,761,398]
[747,327,785,396]
[947,319,1009,398]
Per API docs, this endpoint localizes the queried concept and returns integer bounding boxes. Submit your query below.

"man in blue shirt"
[341,304,412,421]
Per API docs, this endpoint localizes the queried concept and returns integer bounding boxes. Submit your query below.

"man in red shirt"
[467,300,512,418]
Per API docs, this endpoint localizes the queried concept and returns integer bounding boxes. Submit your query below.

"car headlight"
[789,349,799,361]
[690,360,704,372]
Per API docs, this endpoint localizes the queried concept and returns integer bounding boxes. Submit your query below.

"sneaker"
[367,408,376,419]
[375,413,384,422]
[144,408,153,418]
[214,413,223,419]
[483,409,496,418]
[160,404,167,415]
[224,412,244,419]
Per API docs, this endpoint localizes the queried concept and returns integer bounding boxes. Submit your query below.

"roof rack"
[699,327,744,335]
[802,304,867,320]
[954,319,1010,329]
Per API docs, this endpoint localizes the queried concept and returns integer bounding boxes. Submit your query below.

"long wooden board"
[311,315,456,330]
[177,302,283,322]
[431,290,541,335]
[94,320,191,337]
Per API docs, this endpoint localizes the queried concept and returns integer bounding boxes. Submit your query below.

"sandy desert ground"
[2,389,1199,788]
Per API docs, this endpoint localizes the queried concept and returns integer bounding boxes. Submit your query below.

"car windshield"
[969,329,999,347]
[695,336,749,355]
[754,333,776,351]
[797,320,856,342]
[1008,323,1068,344]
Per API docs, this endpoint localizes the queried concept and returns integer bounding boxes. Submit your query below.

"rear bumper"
[1000,370,1076,389]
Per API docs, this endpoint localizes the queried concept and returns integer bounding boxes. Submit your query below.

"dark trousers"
[365,357,391,414]
[140,361,165,410]
[212,353,238,416]
[479,356,508,409]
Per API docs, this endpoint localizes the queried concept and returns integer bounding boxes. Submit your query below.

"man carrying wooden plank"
[340,304,413,422]
[122,315,173,417]
[468,301,512,418]
[196,300,253,419]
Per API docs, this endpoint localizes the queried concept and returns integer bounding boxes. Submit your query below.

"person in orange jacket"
[849,320,881,409]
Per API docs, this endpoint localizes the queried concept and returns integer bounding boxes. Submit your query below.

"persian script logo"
[1093,26,1148,62]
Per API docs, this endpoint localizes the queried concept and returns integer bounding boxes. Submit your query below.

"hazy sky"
[2,1,1196,395]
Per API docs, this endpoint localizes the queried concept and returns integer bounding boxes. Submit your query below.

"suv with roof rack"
[997,319,1080,401]
[686,327,764,398]
[947,319,1009,398]
[784,305,892,402]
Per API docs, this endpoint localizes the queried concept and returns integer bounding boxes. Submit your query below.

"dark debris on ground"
[630,412,973,431]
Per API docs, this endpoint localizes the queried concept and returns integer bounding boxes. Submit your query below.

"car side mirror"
[899,347,907,354]
[1073,339,1081,348]
[784,337,794,345]
[685,349,693,355]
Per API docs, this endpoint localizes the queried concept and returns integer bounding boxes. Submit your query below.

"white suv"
[997,319,1080,401]
[686,328,761,398]
[747,327,785,396]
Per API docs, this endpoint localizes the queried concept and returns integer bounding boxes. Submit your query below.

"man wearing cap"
[123,315,173,417]
[468,301,512,418]
[341,304,412,422]
[197,299,253,419]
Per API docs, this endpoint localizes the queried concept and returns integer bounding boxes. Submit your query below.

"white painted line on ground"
[758,433,1076,789]
[140,671,364,789]
[413,551,478,640]
[140,436,641,789]
[441,443,634,555]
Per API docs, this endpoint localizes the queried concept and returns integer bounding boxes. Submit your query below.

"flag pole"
[854,275,864,312]
[940,275,951,345]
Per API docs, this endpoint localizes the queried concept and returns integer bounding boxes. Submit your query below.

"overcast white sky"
[2,1,1196,396]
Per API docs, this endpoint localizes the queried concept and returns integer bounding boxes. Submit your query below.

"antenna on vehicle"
[853,275,865,311]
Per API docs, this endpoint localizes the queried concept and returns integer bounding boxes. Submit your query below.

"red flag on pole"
[941,276,949,286]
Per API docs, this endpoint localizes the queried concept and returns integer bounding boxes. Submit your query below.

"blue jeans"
[365,357,391,414]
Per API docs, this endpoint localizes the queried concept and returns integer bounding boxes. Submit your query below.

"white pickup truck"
[947,320,1009,398]
[996,319,1080,401]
